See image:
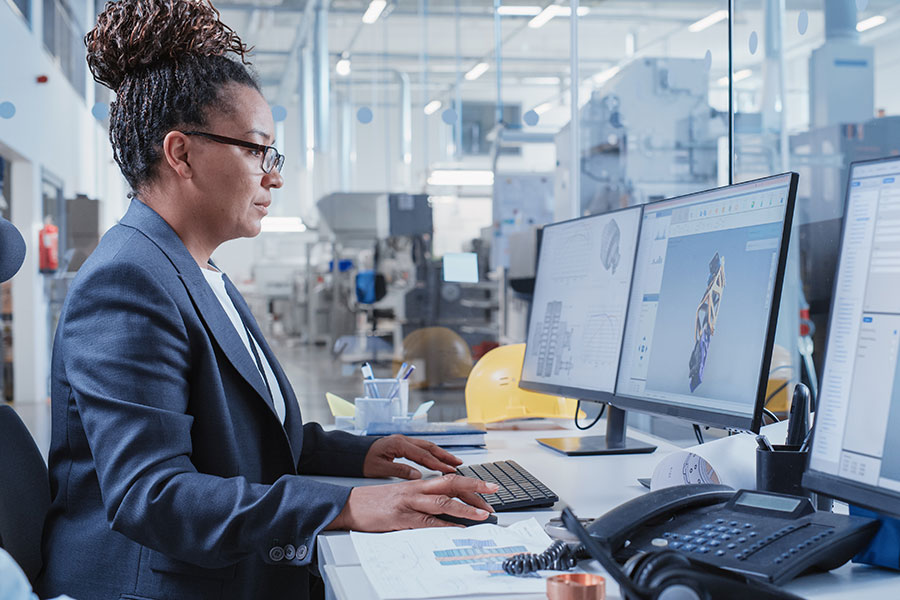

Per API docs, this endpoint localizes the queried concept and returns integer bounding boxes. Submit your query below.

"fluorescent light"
[857,15,886,32]
[716,68,753,86]
[533,102,553,115]
[591,66,620,87]
[362,0,387,24]
[427,170,494,186]
[528,5,589,28]
[335,58,351,77]
[689,9,728,33]
[497,5,542,16]
[465,62,490,81]
[424,100,442,115]
[261,217,307,233]
[521,76,560,85]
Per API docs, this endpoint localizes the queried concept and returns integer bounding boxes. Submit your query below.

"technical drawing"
[582,313,620,367]
[600,218,621,274]
[534,301,574,378]
[689,252,726,392]
[433,539,533,577]
[550,230,593,282]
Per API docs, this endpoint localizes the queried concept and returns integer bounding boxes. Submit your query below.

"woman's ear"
[161,131,193,179]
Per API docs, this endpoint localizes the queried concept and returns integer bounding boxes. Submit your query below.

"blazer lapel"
[118,200,274,411]
[223,274,304,466]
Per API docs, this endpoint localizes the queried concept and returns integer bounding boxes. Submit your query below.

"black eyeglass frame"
[180,131,285,174]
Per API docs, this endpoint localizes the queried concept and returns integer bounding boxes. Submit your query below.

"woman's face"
[187,84,284,242]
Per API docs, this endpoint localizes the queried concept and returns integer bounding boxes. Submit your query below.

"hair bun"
[86,0,251,91]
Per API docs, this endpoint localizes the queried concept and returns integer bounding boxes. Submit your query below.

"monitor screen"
[615,173,797,431]
[805,157,900,518]
[520,206,642,400]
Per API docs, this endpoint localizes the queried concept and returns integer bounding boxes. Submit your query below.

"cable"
[502,540,589,575]
[762,407,780,425]
[764,381,789,406]
[574,400,606,431]
[693,424,705,445]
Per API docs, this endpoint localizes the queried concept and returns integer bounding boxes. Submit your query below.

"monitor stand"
[536,405,657,456]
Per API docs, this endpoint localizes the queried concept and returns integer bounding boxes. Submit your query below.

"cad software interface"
[521,206,642,394]
[616,175,792,419]
[810,159,900,494]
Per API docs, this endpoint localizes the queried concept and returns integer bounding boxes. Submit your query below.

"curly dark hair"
[85,0,259,192]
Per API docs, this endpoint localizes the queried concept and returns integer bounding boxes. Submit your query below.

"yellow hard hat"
[465,343,581,423]
[401,327,473,388]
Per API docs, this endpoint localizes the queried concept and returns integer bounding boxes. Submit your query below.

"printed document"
[351,518,554,599]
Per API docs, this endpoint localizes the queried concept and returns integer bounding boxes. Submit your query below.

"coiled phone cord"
[502,540,590,575]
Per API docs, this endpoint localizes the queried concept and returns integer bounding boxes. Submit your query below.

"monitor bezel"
[611,172,799,433]
[518,204,645,404]
[802,155,900,517]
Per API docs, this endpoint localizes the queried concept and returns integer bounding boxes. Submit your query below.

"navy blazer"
[37,199,375,600]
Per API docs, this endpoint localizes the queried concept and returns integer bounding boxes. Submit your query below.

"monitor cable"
[692,424,705,445]
[762,407,780,425]
[574,400,606,430]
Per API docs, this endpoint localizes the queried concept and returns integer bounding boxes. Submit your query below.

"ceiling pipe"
[313,1,330,152]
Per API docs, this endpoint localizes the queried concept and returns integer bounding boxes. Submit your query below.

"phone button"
[652,538,668,548]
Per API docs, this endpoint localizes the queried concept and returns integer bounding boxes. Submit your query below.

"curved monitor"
[804,157,900,518]
[614,173,798,432]
[520,205,642,401]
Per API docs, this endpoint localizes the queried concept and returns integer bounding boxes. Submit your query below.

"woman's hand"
[326,474,498,531]
[363,434,463,479]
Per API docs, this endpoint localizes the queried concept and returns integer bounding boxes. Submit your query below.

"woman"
[36,2,495,599]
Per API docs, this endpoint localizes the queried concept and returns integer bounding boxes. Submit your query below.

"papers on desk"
[351,518,554,599]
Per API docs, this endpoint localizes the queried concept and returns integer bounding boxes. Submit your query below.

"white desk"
[315,424,900,600]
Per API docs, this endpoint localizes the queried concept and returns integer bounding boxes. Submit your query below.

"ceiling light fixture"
[465,62,490,81]
[857,15,886,32]
[533,102,553,115]
[528,5,589,28]
[362,0,387,24]
[424,100,442,115]
[427,170,495,186]
[688,9,729,33]
[497,5,542,16]
[335,58,351,77]
[716,68,753,86]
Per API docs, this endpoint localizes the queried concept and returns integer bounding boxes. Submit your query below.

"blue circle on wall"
[704,50,712,71]
[271,105,288,122]
[798,11,809,35]
[357,106,373,124]
[857,0,868,11]
[749,31,759,55]
[523,110,540,126]
[91,102,109,120]
[0,102,16,119]
[441,108,457,125]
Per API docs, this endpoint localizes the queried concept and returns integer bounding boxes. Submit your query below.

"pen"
[756,434,774,452]
[387,365,417,400]
[361,363,378,397]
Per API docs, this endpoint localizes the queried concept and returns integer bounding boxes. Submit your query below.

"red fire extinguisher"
[39,219,59,274]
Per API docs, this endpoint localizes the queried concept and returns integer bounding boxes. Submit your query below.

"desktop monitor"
[614,172,798,433]
[804,157,900,519]
[520,205,654,454]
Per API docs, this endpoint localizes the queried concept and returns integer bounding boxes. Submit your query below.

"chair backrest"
[0,405,50,584]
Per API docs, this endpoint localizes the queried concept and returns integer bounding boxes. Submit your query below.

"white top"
[201,268,286,424]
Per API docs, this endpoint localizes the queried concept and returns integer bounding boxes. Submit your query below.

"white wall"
[0,3,127,435]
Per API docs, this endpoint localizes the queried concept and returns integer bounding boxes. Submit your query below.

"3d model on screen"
[600,218,621,274]
[688,252,725,392]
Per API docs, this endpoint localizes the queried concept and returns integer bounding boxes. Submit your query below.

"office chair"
[0,405,51,584]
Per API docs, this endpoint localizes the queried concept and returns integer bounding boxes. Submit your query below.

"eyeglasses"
[181,131,285,174]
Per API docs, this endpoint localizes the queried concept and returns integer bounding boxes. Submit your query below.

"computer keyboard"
[456,459,559,511]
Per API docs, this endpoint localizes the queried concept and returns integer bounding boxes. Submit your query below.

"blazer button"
[269,546,285,562]
[296,544,308,561]
[283,544,296,560]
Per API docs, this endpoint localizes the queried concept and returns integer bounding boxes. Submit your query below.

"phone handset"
[587,483,735,549]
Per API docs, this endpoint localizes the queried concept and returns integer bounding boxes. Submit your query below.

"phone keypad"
[662,520,837,563]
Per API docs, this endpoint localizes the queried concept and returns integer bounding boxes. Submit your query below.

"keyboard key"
[455,460,558,512]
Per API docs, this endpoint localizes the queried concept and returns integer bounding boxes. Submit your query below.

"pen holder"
[363,378,409,419]
[354,397,393,431]
[756,445,809,498]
